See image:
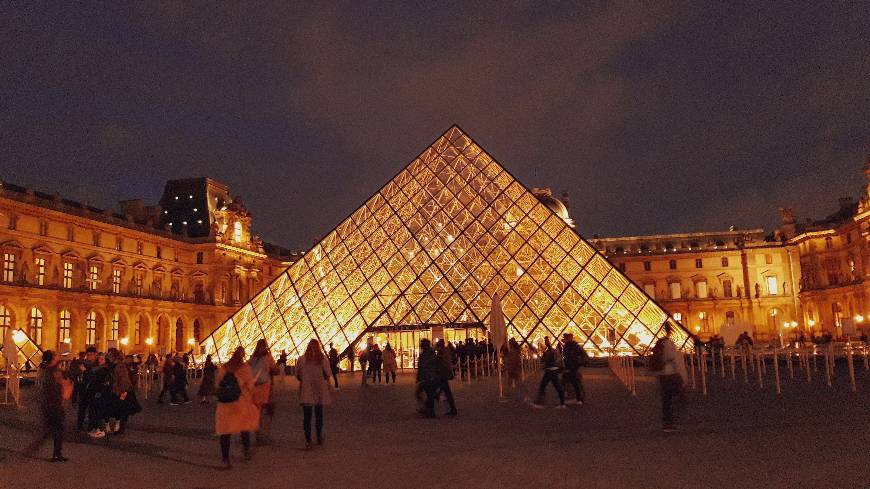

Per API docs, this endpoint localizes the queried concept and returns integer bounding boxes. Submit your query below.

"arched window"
[85,311,97,345]
[233,221,243,242]
[0,305,10,341]
[110,313,120,342]
[29,307,43,345]
[59,310,71,345]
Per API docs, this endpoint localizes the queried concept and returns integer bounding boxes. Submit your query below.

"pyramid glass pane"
[203,126,691,359]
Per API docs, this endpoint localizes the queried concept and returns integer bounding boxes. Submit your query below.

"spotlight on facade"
[63,338,71,344]
[855,315,865,324]
[145,337,154,345]
[187,338,195,345]
[120,337,129,346]
[808,319,816,327]
[12,329,27,344]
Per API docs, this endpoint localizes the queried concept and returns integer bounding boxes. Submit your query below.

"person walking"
[248,339,277,445]
[359,346,369,386]
[328,343,340,389]
[416,339,439,418]
[532,337,566,409]
[85,354,112,438]
[75,347,96,431]
[157,354,175,404]
[435,340,457,416]
[215,346,259,469]
[24,351,68,462]
[369,344,383,384]
[296,339,332,449]
[198,354,217,403]
[650,324,687,432]
[171,354,191,405]
[561,333,587,405]
[504,338,524,399]
[107,348,138,435]
[382,343,398,384]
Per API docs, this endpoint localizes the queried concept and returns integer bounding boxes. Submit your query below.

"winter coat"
[416,349,438,384]
[382,349,398,371]
[111,362,132,396]
[39,365,64,418]
[296,356,332,406]
[435,347,453,381]
[215,364,259,435]
[562,341,585,371]
[505,348,522,380]
[198,363,217,397]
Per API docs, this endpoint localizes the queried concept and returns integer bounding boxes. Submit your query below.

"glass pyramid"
[1,329,43,370]
[202,126,690,361]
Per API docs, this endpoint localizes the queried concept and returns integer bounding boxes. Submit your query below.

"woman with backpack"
[248,339,277,445]
[215,346,259,469]
[296,339,332,449]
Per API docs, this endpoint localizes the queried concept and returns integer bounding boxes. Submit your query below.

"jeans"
[537,370,565,405]
[220,432,250,460]
[370,366,381,383]
[659,374,683,427]
[302,405,323,443]
[437,380,457,413]
[384,368,397,384]
[563,369,585,402]
[330,365,339,388]
[26,411,64,458]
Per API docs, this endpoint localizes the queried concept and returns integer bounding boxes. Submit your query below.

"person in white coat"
[296,339,332,449]
[655,323,687,432]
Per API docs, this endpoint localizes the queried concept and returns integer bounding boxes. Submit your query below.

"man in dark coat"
[435,339,458,416]
[328,343,340,388]
[24,351,67,462]
[416,339,439,418]
[561,333,587,404]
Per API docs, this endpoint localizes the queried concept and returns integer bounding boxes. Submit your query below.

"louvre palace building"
[1,151,867,358]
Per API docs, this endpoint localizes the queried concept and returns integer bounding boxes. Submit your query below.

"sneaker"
[531,403,545,409]
[555,404,568,410]
[88,429,106,439]
[170,402,181,406]
[662,426,678,433]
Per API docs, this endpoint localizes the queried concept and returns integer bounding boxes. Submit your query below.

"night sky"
[2,2,868,250]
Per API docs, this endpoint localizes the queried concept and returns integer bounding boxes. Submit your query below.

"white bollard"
[773,347,781,395]
[846,341,857,393]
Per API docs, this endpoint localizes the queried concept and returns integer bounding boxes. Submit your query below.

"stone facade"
[0,178,299,355]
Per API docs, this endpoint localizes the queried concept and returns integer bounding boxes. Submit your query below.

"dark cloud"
[1,2,867,248]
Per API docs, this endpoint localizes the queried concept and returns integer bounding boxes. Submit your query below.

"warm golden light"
[187,338,195,345]
[808,319,816,327]
[203,126,689,361]
[63,338,71,344]
[120,337,129,346]
[855,315,864,324]
[12,329,27,344]
[145,337,154,345]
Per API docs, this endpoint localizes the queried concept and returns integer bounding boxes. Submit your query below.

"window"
[29,307,43,345]
[134,272,144,295]
[725,311,736,327]
[156,246,162,259]
[112,269,122,293]
[92,231,100,247]
[766,276,779,295]
[669,282,682,299]
[0,305,10,343]
[88,265,99,290]
[765,254,773,265]
[721,257,729,267]
[110,313,120,342]
[643,283,656,299]
[673,312,682,323]
[723,279,733,298]
[618,262,626,272]
[825,237,832,250]
[643,261,651,271]
[38,221,48,236]
[135,316,143,344]
[85,311,97,345]
[67,227,74,241]
[233,221,243,242]
[196,252,204,264]
[695,258,703,269]
[669,260,677,270]
[34,257,45,285]
[2,253,15,282]
[62,262,74,288]
[8,215,17,230]
[58,310,71,345]
[116,237,123,251]
[696,281,708,299]
[136,242,143,255]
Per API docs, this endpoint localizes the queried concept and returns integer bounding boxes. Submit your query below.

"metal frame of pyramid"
[1,329,44,370]
[202,125,691,361]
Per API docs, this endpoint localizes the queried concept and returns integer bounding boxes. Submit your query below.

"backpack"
[216,371,241,403]
[648,339,666,372]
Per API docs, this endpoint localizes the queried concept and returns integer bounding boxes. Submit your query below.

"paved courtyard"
[1,365,868,489]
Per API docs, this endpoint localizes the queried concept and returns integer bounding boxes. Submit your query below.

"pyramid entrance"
[203,125,690,362]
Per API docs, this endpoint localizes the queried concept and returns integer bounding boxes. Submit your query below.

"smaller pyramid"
[1,329,43,370]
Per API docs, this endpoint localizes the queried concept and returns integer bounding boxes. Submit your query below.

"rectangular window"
[669,260,677,270]
[765,254,774,264]
[110,314,120,341]
[7,215,16,230]
[0,306,10,343]
[29,308,43,345]
[34,257,46,286]
[85,313,96,345]
[696,281,708,299]
[2,253,15,282]
[670,282,682,299]
[673,312,682,323]
[618,262,626,272]
[695,258,703,269]
[135,273,143,295]
[723,279,733,298]
[643,261,651,271]
[58,310,71,345]
[725,311,736,327]
[63,262,74,289]
[39,221,48,236]
[156,246,162,259]
[643,283,656,299]
[88,265,99,290]
[196,252,204,264]
[67,227,74,241]
[92,231,100,247]
[112,269,121,294]
[135,319,142,345]
[136,242,143,255]
[766,276,779,295]
[116,237,123,251]
[721,257,729,267]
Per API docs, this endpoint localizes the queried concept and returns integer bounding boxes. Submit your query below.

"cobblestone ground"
[1,363,868,489]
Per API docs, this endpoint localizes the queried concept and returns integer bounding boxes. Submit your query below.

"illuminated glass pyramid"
[203,126,690,361]
[1,329,43,370]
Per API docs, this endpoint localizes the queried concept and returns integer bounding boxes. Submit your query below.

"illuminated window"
[766,276,778,295]
[643,283,656,299]
[112,269,122,294]
[135,316,144,344]
[0,305,10,342]
[722,279,733,298]
[88,265,99,290]
[110,312,120,342]
[59,310,71,344]
[233,221,243,242]
[29,307,43,345]
[721,257,729,267]
[725,311,736,327]
[34,257,45,285]
[134,272,144,295]
[765,254,773,264]
[669,282,682,299]
[2,253,15,282]
[62,262,74,288]
[673,312,683,323]
[86,311,97,345]
[696,281,708,299]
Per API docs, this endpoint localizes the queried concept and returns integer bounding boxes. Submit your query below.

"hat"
[42,350,55,364]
